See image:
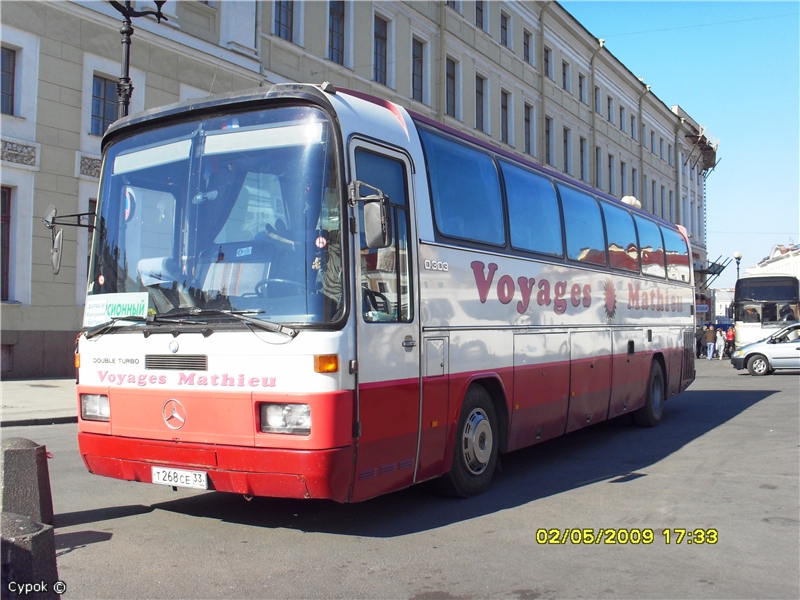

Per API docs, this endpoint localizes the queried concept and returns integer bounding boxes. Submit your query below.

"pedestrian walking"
[716,328,725,360]
[704,325,716,361]
[726,325,736,358]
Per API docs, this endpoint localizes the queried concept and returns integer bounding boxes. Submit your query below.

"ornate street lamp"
[108,1,168,120]
[733,251,742,280]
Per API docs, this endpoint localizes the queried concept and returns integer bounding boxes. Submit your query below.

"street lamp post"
[733,251,742,280]
[109,1,168,120]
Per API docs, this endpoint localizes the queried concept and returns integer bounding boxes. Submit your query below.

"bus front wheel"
[634,361,665,427]
[436,384,498,498]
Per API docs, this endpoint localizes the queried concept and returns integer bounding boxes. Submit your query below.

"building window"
[328,1,345,65]
[446,0,456,9]
[475,1,484,30]
[594,86,601,114]
[545,117,553,166]
[631,115,638,140]
[544,47,553,80]
[87,198,97,273]
[500,13,509,47]
[595,146,602,189]
[1,47,16,116]
[524,103,533,155]
[475,75,486,132]
[606,96,613,123]
[578,73,586,104]
[562,127,571,174]
[659,137,664,160]
[660,185,666,218]
[632,167,638,198]
[608,154,615,195]
[523,31,531,64]
[91,75,117,136]
[561,61,570,92]
[650,131,656,153]
[668,143,673,166]
[620,161,627,196]
[373,15,388,86]
[579,136,587,182]
[275,1,294,42]
[501,90,510,144]
[445,57,457,118]
[652,180,658,214]
[619,106,626,132]
[1,187,10,301]
[669,190,675,221]
[412,38,424,103]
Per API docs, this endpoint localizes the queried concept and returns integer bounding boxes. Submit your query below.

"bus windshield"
[88,106,344,328]
[734,276,800,326]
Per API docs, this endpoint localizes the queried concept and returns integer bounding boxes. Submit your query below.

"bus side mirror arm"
[348,180,390,249]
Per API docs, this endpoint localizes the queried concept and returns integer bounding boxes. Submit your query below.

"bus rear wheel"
[634,361,665,427]
[436,384,498,498]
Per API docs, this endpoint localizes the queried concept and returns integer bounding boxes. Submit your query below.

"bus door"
[349,142,422,502]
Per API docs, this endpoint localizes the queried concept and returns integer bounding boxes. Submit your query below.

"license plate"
[151,466,207,490]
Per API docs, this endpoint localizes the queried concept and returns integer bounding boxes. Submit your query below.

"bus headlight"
[81,394,110,421]
[260,403,311,435]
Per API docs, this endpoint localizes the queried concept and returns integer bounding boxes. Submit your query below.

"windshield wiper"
[163,308,299,338]
[85,315,151,340]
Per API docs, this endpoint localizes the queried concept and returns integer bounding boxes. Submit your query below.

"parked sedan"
[731,323,800,376]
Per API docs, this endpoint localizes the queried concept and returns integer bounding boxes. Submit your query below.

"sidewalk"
[0,378,77,427]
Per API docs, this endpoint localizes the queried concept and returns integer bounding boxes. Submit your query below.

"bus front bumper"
[78,432,354,502]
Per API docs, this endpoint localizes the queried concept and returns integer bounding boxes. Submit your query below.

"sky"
[560,1,800,289]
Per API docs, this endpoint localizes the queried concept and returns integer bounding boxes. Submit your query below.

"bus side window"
[354,148,413,323]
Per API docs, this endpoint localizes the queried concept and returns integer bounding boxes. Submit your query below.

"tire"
[634,361,665,427]
[436,385,499,498]
[746,354,771,376]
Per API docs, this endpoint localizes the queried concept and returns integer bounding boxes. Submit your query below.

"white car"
[731,323,800,376]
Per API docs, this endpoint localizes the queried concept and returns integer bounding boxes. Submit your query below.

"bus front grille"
[145,355,208,371]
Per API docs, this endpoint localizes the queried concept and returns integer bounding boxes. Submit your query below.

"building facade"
[1,0,716,378]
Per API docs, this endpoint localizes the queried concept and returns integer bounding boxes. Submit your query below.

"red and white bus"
[75,83,695,502]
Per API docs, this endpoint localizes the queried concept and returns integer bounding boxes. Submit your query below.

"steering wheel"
[363,288,390,313]
[255,278,304,298]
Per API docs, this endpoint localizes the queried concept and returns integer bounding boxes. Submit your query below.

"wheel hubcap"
[461,408,493,475]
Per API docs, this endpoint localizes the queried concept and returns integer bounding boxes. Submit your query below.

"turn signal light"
[314,354,339,373]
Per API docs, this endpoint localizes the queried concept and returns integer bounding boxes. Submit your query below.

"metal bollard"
[0,438,54,526]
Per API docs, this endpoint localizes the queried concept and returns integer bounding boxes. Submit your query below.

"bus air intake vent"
[145,355,208,371]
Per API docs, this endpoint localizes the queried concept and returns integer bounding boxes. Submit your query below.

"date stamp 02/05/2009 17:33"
[535,528,719,545]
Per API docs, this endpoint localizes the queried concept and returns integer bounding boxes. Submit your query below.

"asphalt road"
[4,359,798,599]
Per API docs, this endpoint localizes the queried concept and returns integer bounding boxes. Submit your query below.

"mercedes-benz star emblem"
[162,398,187,430]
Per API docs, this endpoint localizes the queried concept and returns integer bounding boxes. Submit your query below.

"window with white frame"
[412,37,425,103]
[501,89,510,144]
[373,15,389,86]
[524,103,534,156]
[578,73,586,104]
[446,57,457,118]
[545,116,554,166]
[606,96,613,123]
[562,127,571,174]
[1,186,10,301]
[523,30,532,64]
[500,12,509,48]
[475,0,485,30]
[328,1,345,65]
[275,0,294,42]
[579,136,587,181]
[475,74,486,132]
[1,47,16,115]
[561,61,571,92]
[608,153,615,195]
[91,75,117,136]
[544,47,553,80]
[619,106,626,132]
[595,146,602,188]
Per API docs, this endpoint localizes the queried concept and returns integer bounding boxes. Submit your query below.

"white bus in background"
[732,274,800,348]
[71,83,695,503]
